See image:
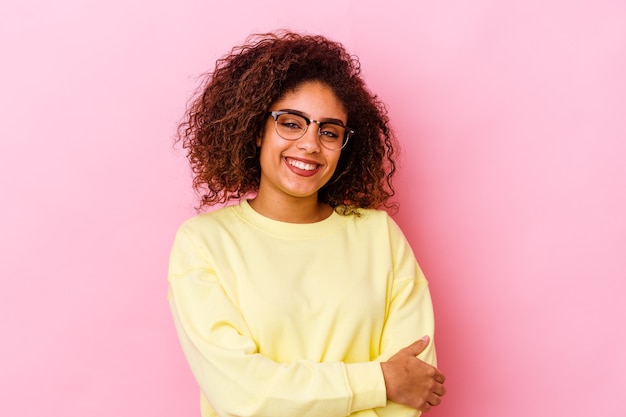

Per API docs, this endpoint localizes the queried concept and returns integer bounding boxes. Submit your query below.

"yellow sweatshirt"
[168,200,436,417]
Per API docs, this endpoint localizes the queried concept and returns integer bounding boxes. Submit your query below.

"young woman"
[168,31,446,417]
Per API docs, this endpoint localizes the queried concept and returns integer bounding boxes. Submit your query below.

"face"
[256,81,347,203]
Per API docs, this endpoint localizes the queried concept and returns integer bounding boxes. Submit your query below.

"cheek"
[257,141,280,173]
[325,153,346,181]
[327,152,342,171]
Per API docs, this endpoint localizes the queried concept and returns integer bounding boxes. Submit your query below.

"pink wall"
[1,1,624,416]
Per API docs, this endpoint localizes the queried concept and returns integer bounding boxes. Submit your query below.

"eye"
[319,123,344,140]
[278,114,306,131]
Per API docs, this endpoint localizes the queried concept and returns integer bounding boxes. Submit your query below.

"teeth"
[288,159,317,171]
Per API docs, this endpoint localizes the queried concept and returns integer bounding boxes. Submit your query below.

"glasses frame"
[269,110,354,150]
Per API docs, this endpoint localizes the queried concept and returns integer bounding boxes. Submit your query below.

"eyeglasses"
[269,110,354,150]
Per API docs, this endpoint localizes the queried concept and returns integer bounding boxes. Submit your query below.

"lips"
[284,157,321,176]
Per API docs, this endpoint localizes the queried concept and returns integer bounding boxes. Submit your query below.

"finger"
[434,370,446,384]
[404,335,430,356]
[427,391,443,406]
[420,401,432,413]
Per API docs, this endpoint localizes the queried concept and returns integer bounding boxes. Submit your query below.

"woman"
[168,31,446,417]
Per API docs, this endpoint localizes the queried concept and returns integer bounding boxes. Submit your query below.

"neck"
[248,194,333,223]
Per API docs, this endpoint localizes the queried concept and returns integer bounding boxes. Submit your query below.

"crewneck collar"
[233,199,346,239]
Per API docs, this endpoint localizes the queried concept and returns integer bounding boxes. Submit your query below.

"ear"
[256,136,263,147]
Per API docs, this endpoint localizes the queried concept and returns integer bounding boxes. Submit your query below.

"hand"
[380,336,446,412]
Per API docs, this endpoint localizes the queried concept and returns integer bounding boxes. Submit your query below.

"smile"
[286,158,320,171]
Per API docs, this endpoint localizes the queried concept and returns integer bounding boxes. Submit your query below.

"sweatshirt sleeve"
[372,217,438,417]
[167,226,387,417]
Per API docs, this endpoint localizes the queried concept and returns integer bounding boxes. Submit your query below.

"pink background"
[1,1,625,416]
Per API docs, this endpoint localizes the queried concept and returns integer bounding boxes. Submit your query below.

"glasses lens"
[318,123,346,150]
[275,113,307,140]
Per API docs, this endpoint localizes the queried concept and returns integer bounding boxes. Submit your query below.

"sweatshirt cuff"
[345,361,387,411]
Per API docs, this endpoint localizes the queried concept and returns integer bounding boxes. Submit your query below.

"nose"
[296,122,322,152]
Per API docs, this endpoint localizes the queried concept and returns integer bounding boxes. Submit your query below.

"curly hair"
[176,30,399,213]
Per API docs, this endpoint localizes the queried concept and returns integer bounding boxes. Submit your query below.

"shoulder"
[175,203,241,238]
[336,207,408,241]
[355,207,414,243]
[338,206,399,228]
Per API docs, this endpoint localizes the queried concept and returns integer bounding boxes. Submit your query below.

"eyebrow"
[280,108,346,126]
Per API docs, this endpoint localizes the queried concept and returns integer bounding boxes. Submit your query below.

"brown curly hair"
[176,30,399,213]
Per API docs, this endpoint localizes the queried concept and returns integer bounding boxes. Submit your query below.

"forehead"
[273,81,347,120]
